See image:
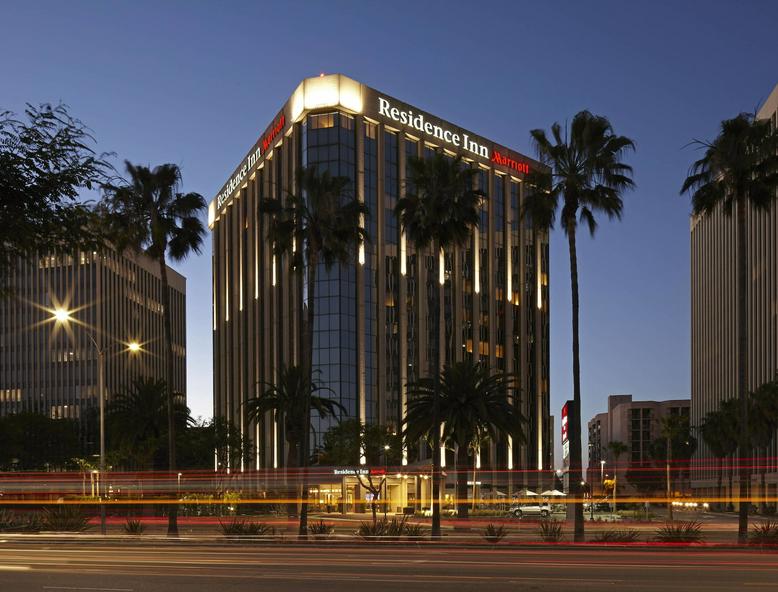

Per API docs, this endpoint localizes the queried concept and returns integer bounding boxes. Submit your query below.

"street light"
[51,307,141,534]
[600,460,606,496]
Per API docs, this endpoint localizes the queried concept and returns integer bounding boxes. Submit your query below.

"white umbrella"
[541,489,567,497]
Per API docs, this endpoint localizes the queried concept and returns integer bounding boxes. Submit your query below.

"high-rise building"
[209,74,551,489]
[0,250,186,444]
[690,82,778,497]
[586,394,690,492]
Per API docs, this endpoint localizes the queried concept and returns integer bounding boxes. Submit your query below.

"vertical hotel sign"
[215,112,287,211]
[561,402,569,466]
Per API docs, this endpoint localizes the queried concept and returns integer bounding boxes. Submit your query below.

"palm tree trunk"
[728,454,734,510]
[456,445,469,520]
[567,227,585,542]
[431,240,442,538]
[158,256,178,537]
[736,199,750,543]
[299,253,317,537]
[716,456,723,511]
[667,434,673,521]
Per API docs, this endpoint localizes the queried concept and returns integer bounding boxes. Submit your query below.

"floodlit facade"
[209,74,551,495]
[690,82,778,497]
[0,250,186,440]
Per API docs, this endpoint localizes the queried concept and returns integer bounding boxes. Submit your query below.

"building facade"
[691,82,778,497]
[210,74,551,489]
[587,394,690,491]
[0,250,186,442]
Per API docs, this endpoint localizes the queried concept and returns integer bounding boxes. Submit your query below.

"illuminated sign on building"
[492,149,530,174]
[378,97,489,159]
[561,402,570,463]
[261,114,286,154]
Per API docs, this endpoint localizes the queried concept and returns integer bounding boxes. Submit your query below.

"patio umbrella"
[541,489,567,497]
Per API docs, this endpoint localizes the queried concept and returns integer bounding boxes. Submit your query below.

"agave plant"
[654,521,704,543]
[219,517,275,539]
[483,523,508,544]
[592,529,640,543]
[124,518,145,535]
[308,520,334,538]
[538,519,564,543]
[41,505,91,532]
[749,521,778,546]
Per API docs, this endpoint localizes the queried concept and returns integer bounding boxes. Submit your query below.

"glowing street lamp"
[49,306,141,535]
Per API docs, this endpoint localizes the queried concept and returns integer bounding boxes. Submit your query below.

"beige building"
[587,394,690,491]
[690,83,778,497]
[209,74,553,506]
[0,250,186,442]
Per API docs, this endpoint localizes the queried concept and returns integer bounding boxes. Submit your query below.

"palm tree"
[655,414,696,520]
[522,112,635,541]
[681,113,778,541]
[605,440,628,511]
[403,360,524,520]
[102,162,206,535]
[261,168,367,536]
[245,365,344,470]
[395,151,483,536]
[107,377,190,470]
[748,381,778,511]
[699,408,738,511]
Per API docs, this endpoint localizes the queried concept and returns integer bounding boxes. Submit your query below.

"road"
[1,542,777,591]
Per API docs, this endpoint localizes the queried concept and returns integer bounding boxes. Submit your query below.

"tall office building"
[691,83,778,497]
[0,250,186,442]
[210,74,551,486]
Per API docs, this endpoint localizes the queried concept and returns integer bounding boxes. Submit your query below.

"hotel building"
[209,74,551,502]
[0,250,186,442]
[691,82,778,498]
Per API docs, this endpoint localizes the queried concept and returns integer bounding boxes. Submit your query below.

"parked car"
[583,500,612,513]
[509,503,551,518]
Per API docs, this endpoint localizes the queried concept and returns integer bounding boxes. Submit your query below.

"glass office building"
[210,75,551,488]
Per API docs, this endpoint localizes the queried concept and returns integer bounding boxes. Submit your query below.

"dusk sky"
[4,0,777,465]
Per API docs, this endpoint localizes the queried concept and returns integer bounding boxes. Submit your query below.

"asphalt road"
[1,542,777,591]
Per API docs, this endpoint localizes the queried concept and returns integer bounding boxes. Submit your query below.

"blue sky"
[4,0,776,464]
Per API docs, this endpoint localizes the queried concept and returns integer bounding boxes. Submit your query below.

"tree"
[699,407,738,510]
[403,360,524,520]
[261,166,367,536]
[316,419,403,466]
[106,377,190,470]
[102,161,206,535]
[177,417,252,471]
[651,414,697,520]
[749,381,778,510]
[605,440,628,511]
[523,111,635,540]
[0,413,80,470]
[681,112,778,541]
[395,151,483,535]
[0,104,109,294]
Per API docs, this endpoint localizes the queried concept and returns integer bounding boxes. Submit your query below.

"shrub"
[124,519,144,535]
[308,520,333,538]
[749,521,778,546]
[403,522,427,539]
[483,523,508,544]
[357,519,388,540]
[654,521,704,543]
[385,517,410,541]
[219,517,274,538]
[41,505,91,532]
[539,519,564,543]
[591,529,640,543]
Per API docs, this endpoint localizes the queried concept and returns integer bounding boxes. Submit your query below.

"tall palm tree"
[699,408,738,510]
[522,112,635,541]
[748,381,778,511]
[107,377,191,470]
[261,166,367,536]
[404,360,524,520]
[655,414,696,520]
[396,151,482,536]
[681,113,778,541]
[102,161,206,535]
[245,365,345,470]
[606,440,628,511]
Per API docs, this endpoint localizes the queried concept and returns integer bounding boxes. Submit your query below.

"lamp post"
[52,307,140,535]
[383,444,390,518]
[600,460,606,496]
